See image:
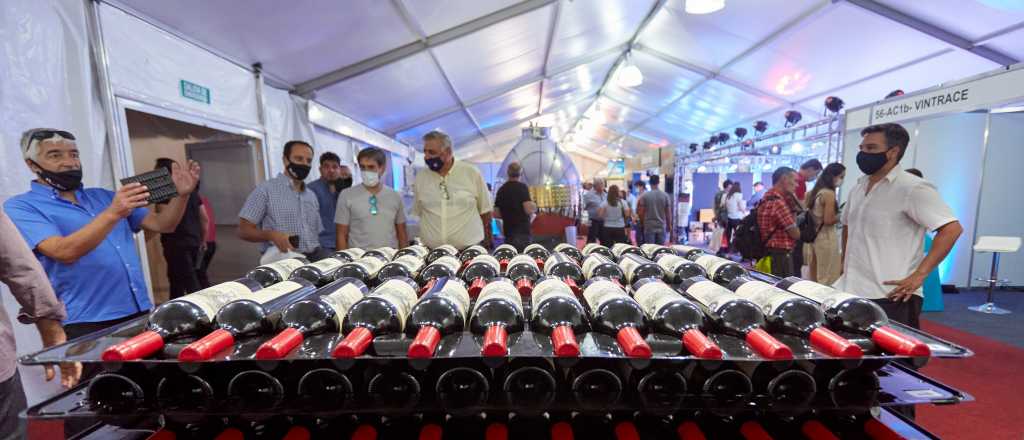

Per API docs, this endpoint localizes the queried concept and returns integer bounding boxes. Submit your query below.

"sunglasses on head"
[29,130,76,143]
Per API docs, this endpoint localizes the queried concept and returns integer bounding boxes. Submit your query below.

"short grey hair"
[21,128,74,161]
[422,130,452,151]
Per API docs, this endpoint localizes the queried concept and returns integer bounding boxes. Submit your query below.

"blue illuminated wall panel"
[971,111,1024,288]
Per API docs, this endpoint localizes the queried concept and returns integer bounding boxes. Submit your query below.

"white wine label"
[507,254,538,269]
[672,244,701,254]
[393,255,424,271]
[640,244,664,256]
[582,279,628,310]
[372,247,397,260]
[264,258,305,279]
[310,258,344,273]
[581,243,602,255]
[342,248,366,259]
[656,255,687,273]
[787,280,860,310]
[619,256,643,283]
[350,257,386,277]
[496,244,516,253]
[321,284,368,326]
[437,244,458,255]
[464,244,487,254]
[531,279,577,309]
[374,279,419,328]
[176,281,254,318]
[611,243,632,257]
[432,255,462,273]
[543,254,561,275]
[555,243,577,253]
[248,280,304,304]
[469,254,500,269]
[429,280,471,318]
[473,281,524,315]
[634,282,683,317]
[582,255,605,278]
[524,244,547,253]
[734,281,799,316]
[684,280,740,312]
[694,255,734,277]
[404,245,429,258]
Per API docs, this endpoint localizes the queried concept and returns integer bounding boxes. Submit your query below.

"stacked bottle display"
[25,242,969,439]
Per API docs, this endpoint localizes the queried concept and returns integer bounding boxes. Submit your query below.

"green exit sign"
[179,79,211,104]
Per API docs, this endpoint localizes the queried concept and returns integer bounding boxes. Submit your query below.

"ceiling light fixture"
[734,127,747,140]
[753,120,768,134]
[824,96,844,114]
[791,142,804,153]
[615,53,644,88]
[716,132,730,144]
[784,110,802,127]
[689,143,698,153]
[685,0,725,14]
[769,145,781,155]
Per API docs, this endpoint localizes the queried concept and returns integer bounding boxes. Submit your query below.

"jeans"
[162,242,202,300]
[0,371,27,440]
[643,229,666,246]
[724,218,741,250]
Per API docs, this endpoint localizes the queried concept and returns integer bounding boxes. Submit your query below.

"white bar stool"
[969,236,1021,314]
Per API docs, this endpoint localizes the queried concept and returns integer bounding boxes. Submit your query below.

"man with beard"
[308,151,352,253]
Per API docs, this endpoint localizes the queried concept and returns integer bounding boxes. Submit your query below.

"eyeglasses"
[369,195,378,216]
[28,130,76,143]
[439,180,450,200]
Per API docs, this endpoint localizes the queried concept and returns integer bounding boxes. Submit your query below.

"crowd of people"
[581,174,676,247]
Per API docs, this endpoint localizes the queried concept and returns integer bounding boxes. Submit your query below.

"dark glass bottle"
[179,279,317,361]
[689,364,754,410]
[640,244,674,261]
[335,254,389,285]
[290,257,347,287]
[366,366,421,409]
[523,243,551,269]
[469,278,525,357]
[406,277,471,358]
[728,277,862,358]
[101,278,263,361]
[506,254,541,295]
[256,278,369,359]
[226,369,285,411]
[501,357,558,411]
[394,244,429,260]
[679,276,793,360]
[417,255,462,286]
[458,244,488,263]
[377,255,424,283]
[530,277,588,357]
[635,368,689,410]
[582,242,615,259]
[363,247,396,262]
[434,364,491,414]
[86,370,149,413]
[693,254,749,285]
[671,244,705,261]
[554,243,584,264]
[246,258,308,287]
[804,363,880,407]
[461,254,501,296]
[425,244,458,265]
[739,363,817,409]
[580,278,651,357]
[492,243,518,269]
[332,247,365,263]
[617,253,666,288]
[569,362,623,410]
[654,254,707,284]
[777,277,930,356]
[582,254,625,283]
[610,243,645,261]
[544,251,585,293]
[632,278,721,359]
[295,367,356,409]
[333,277,420,358]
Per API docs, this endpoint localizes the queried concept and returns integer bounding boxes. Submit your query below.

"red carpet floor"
[917,319,1024,439]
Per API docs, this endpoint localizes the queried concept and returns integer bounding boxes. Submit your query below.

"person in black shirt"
[154,157,208,300]
[493,162,536,251]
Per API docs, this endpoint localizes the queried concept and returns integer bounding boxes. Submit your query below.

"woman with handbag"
[805,163,845,284]
[598,185,632,245]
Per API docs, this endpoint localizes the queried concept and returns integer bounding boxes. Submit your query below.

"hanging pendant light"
[685,0,725,14]
[616,53,644,88]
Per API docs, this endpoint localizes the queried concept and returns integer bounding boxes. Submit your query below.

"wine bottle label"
[321,283,368,326]
[248,280,304,304]
[371,247,397,260]
[582,255,604,278]
[393,255,424,272]
[684,280,741,311]
[611,243,632,256]
[262,258,305,280]
[469,254,500,270]
[464,244,487,254]
[403,245,429,258]
[672,244,701,254]
[555,243,576,253]
[694,255,733,276]
[373,279,419,327]
[495,244,516,253]
[341,248,366,259]
[437,244,458,255]
[473,282,523,315]
[581,243,603,255]
[786,280,860,310]
[640,244,664,256]
[543,254,560,274]
[582,279,629,310]
[734,280,799,316]
[431,255,462,273]
[656,255,687,273]
[508,254,538,269]
[619,256,643,283]
[524,244,547,254]
[531,279,577,309]
[634,282,682,317]
[428,280,472,318]
[176,281,255,318]
[309,258,344,273]
[350,257,386,277]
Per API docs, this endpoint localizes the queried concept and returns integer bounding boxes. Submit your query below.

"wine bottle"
[582,254,625,283]
[296,367,355,409]
[655,254,707,284]
[501,357,558,409]
[640,244,674,261]
[611,243,645,261]
[226,369,285,411]
[101,278,263,361]
[531,277,588,357]
[458,244,488,263]
[671,244,705,261]
[580,278,651,357]
[676,420,707,440]
[492,243,518,270]
[333,277,420,358]
[632,279,721,359]
[739,420,773,440]
[689,364,753,407]
[727,277,862,358]
[805,363,880,407]
[582,242,615,259]
[569,362,623,409]
[331,248,365,263]
[776,278,930,356]
[435,364,491,413]
[377,255,424,283]
[246,258,308,287]
[461,254,501,296]
[801,420,841,440]
[739,363,816,408]
[335,254,389,285]
[155,365,236,411]
[523,243,550,269]
[179,279,318,361]
[290,257,347,287]
[417,255,462,286]
[544,252,585,294]
[394,244,429,260]
[635,367,688,409]
[679,277,793,360]
[617,253,666,288]
[87,370,149,412]
[364,247,397,262]
[425,244,458,265]
[693,254,748,285]
[406,277,471,358]
[506,254,541,295]
[366,367,421,409]
[470,278,525,357]
[256,278,369,359]
[554,243,584,264]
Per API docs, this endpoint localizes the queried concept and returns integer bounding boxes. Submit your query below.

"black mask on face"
[334,177,352,192]
[856,150,890,175]
[425,156,445,172]
[32,161,83,191]
[287,162,311,181]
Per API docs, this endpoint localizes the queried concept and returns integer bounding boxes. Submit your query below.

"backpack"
[713,191,729,225]
[798,194,826,243]
[732,196,780,260]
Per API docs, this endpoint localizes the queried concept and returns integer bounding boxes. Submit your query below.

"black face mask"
[334,177,352,192]
[287,162,311,181]
[33,162,83,191]
[856,150,889,175]
[425,156,445,172]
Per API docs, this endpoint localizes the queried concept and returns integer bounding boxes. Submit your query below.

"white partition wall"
[972,111,1024,288]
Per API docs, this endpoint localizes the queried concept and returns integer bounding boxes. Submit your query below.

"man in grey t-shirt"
[582,178,606,243]
[637,175,672,245]
[335,147,408,250]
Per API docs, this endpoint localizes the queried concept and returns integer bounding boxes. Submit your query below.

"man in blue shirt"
[4,128,199,342]
[307,152,352,253]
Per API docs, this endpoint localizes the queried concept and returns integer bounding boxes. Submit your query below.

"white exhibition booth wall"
[842,65,1024,289]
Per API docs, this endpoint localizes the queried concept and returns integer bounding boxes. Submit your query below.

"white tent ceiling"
[107,0,1021,160]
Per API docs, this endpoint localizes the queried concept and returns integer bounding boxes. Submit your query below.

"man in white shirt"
[413,130,492,249]
[836,123,962,328]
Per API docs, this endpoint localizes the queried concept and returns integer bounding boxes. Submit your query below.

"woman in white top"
[598,184,632,245]
[724,182,746,251]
